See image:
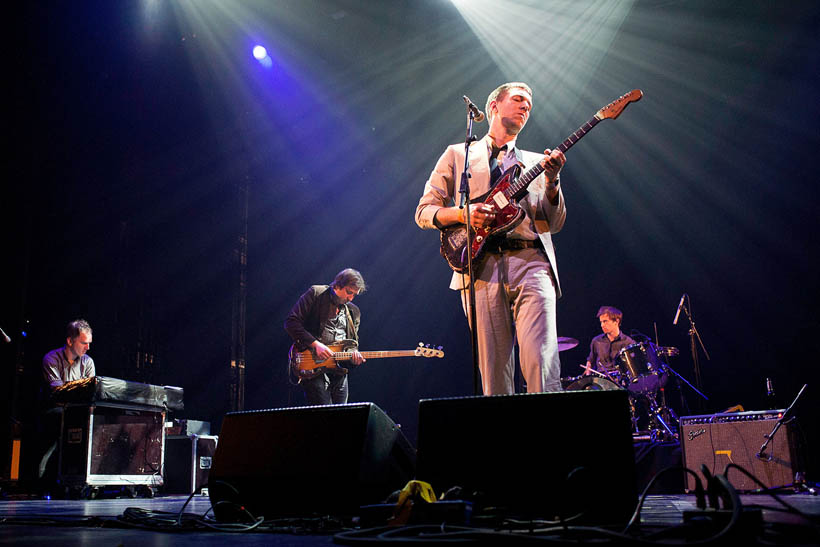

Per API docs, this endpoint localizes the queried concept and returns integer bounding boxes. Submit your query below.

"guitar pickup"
[492,192,510,209]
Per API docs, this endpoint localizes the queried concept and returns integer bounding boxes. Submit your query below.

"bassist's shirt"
[284,284,360,352]
[320,305,348,345]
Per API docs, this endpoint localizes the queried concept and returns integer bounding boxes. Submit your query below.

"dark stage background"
[3,1,819,477]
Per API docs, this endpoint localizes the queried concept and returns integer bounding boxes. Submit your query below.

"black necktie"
[489,144,506,186]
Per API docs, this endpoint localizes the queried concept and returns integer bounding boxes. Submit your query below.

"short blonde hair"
[485,82,533,123]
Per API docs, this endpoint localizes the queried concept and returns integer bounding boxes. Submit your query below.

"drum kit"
[559,338,684,441]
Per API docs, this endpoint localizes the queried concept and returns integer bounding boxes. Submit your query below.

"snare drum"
[565,376,623,391]
[616,342,667,393]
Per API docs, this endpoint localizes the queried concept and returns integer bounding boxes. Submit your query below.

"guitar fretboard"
[333,350,418,361]
[507,115,602,201]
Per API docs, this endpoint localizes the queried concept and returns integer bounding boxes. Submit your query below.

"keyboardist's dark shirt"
[42,347,95,391]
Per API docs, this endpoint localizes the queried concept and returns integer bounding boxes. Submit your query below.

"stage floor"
[0,491,818,546]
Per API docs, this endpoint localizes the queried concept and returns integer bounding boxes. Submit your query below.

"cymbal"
[657,346,679,357]
[557,337,579,352]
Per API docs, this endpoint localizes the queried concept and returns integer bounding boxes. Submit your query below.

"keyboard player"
[42,319,96,391]
[37,319,96,484]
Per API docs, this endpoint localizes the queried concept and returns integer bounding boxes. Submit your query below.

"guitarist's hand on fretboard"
[540,148,566,199]
[350,350,366,365]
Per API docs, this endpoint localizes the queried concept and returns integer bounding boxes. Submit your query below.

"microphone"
[0,327,10,343]
[462,95,485,122]
[673,294,686,325]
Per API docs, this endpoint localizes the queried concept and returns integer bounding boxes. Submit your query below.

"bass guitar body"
[289,340,357,380]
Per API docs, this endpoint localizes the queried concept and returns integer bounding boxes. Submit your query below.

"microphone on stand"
[673,294,686,325]
[462,95,485,122]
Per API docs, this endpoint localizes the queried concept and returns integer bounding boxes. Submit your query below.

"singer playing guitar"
[415,82,567,396]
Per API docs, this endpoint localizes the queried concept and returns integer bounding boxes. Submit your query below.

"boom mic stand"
[679,295,710,412]
[458,98,482,396]
[757,383,807,460]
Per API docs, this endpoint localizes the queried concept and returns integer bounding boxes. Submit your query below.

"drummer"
[583,306,635,378]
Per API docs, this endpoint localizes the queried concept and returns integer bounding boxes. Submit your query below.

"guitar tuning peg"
[425,343,431,348]
[437,346,443,351]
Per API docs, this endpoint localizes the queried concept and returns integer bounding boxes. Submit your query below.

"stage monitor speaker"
[416,390,637,525]
[208,403,415,521]
[680,410,801,492]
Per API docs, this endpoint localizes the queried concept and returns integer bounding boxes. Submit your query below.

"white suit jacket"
[415,137,567,297]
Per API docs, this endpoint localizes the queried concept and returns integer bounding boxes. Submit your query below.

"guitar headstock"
[415,342,444,358]
[595,89,643,121]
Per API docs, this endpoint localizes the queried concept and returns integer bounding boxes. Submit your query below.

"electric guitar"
[440,89,643,273]
[289,340,444,380]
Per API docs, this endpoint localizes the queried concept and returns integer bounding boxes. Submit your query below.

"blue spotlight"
[252,45,267,60]
[252,44,273,68]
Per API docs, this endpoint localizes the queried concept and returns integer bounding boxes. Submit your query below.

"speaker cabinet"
[680,410,801,492]
[164,434,218,495]
[416,390,637,525]
[208,403,415,520]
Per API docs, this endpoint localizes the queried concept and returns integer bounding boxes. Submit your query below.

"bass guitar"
[440,89,643,273]
[289,340,444,380]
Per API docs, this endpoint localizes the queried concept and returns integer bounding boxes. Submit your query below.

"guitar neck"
[332,350,418,361]
[508,115,602,200]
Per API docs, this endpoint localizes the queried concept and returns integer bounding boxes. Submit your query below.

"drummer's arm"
[583,361,594,376]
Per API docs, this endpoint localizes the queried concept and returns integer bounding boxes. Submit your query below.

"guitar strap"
[343,304,358,343]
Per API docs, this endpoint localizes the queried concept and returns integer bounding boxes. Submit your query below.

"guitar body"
[289,341,445,381]
[440,165,526,273]
[438,89,643,273]
[289,340,358,380]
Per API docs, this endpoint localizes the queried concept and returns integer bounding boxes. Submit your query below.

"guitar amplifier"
[164,435,218,495]
[680,410,801,492]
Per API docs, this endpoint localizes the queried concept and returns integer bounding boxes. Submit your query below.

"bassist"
[415,82,566,395]
[284,268,367,405]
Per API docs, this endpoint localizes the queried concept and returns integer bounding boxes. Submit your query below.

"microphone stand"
[458,107,481,396]
[757,383,807,461]
[680,295,710,412]
[663,362,708,402]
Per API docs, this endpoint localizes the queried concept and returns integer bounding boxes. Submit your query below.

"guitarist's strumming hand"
[468,203,497,229]
[310,340,366,365]
[540,148,566,200]
[435,203,496,229]
[311,340,334,361]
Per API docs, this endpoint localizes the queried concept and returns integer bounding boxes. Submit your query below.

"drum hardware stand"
[643,391,677,442]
